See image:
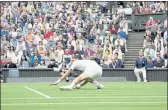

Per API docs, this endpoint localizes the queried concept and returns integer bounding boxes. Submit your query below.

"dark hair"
[20,55,28,65]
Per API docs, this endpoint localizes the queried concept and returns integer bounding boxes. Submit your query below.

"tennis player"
[50,59,104,91]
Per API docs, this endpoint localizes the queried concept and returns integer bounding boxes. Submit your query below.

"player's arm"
[50,68,73,86]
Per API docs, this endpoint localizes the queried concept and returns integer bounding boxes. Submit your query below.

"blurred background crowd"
[0,1,167,69]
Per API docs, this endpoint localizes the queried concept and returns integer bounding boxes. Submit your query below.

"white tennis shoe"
[97,83,104,89]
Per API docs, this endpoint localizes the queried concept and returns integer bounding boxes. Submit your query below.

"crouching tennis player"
[50,58,104,91]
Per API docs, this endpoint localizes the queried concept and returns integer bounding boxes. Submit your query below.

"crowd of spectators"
[0,1,167,69]
[0,1,129,69]
[142,17,167,68]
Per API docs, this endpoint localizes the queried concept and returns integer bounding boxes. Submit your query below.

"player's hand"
[50,82,58,86]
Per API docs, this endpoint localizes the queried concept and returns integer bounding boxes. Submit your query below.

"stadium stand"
[0,1,167,69]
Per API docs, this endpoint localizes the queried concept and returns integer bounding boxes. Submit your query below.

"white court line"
[1,96,167,100]
[24,86,52,99]
[1,102,167,106]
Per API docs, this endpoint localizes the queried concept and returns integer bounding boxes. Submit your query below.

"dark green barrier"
[2,68,167,82]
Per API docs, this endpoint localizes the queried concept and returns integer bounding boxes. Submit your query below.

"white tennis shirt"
[70,60,101,71]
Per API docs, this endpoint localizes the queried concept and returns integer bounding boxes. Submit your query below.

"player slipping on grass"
[50,58,104,91]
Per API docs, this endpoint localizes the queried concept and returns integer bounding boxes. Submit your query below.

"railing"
[2,68,167,82]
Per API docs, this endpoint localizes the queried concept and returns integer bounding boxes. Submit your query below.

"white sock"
[65,77,69,80]
[92,80,100,87]
[69,82,75,88]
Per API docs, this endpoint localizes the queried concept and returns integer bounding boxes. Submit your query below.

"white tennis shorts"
[84,66,102,79]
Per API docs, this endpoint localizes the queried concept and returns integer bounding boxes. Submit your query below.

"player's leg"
[60,72,90,90]
[75,78,104,89]
[75,78,94,89]
[75,80,89,89]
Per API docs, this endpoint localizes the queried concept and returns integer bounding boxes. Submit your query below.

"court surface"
[1,82,167,110]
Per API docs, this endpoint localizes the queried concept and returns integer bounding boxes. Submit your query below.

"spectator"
[76,35,84,51]
[48,47,55,59]
[146,17,156,28]
[124,5,133,15]
[66,44,74,55]
[37,41,46,58]
[1,36,10,50]
[25,28,34,47]
[143,35,155,49]
[74,45,84,60]
[4,57,17,68]
[48,59,59,68]
[87,33,96,45]
[5,45,17,64]
[134,51,147,82]
[153,54,165,68]
[84,44,95,59]
[163,31,167,46]
[163,47,168,68]
[146,56,154,68]
[56,45,64,57]
[114,35,126,53]
[114,53,123,68]
[109,56,117,68]
[144,44,156,60]
[109,24,118,35]
[68,35,76,50]
[113,46,124,61]
[20,55,29,68]
[117,5,124,15]
[119,17,128,36]
[113,11,119,25]
[154,34,164,53]
[117,27,127,40]
[36,60,47,68]
[63,49,72,64]
[30,50,41,67]
[43,50,50,66]
[0,54,7,68]
[101,57,109,68]
[54,51,63,64]
[91,54,101,65]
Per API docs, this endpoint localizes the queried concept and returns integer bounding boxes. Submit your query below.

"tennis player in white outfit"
[50,59,104,91]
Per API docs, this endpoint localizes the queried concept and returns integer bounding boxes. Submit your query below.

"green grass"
[1,82,167,110]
